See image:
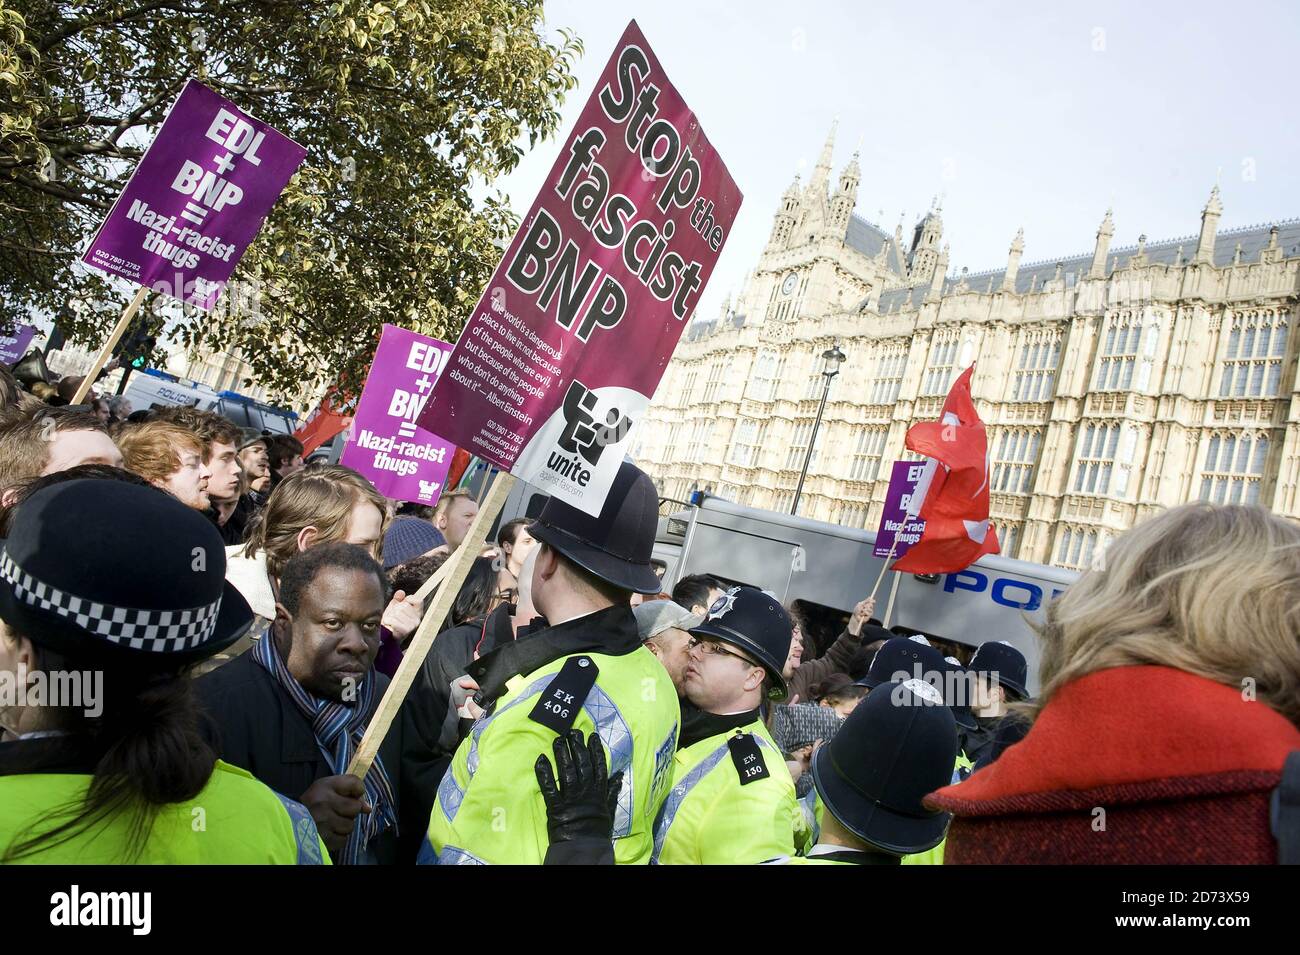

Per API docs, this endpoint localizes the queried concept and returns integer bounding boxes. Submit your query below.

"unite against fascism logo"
[546,380,634,488]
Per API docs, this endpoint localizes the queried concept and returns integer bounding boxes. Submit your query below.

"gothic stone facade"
[633,125,1300,570]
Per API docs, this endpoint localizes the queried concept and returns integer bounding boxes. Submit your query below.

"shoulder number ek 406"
[528,655,600,734]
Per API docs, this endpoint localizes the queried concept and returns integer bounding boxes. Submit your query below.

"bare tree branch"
[9,173,112,210]
[37,1,209,54]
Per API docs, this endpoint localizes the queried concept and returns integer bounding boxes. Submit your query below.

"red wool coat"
[925,665,1300,864]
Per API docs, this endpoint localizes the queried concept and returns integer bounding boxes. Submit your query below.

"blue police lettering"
[992,578,1041,611]
[942,570,1065,610]
[944,569,987,595]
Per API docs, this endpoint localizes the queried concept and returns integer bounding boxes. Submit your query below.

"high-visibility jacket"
[425,613,680,865]
[796,787,822,852]
[0,759,328,864]
[651,717,797,865]
[901,750,973,866]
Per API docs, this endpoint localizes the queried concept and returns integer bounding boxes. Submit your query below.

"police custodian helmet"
[688,586,793,701]
[810,680,957,855]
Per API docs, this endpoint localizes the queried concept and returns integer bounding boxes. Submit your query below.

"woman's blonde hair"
[1028,503,1300,727]
[243,463,389,579]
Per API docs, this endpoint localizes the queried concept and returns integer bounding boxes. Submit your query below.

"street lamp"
[791,342,846,516]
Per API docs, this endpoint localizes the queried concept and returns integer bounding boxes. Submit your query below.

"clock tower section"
[741,122,901,329]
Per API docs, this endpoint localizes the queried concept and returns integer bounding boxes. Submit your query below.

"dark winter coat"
[194,647,440,864]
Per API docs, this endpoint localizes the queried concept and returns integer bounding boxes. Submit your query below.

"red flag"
[445,448,473,491]
[891,365,1000,574]
[295,388,355,456]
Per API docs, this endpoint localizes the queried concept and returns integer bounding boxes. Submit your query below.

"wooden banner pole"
[71,286,149,406]
[882,568,903,629]
[410,551,455,603]
[868,537,899,602]
[348,472,517,779]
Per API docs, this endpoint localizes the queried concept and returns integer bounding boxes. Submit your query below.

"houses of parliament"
[632,124,1300,570]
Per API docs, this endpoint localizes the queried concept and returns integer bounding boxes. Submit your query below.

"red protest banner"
[417,19,741,516]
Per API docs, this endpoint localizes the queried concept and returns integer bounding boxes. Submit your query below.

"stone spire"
[1002,227,1025,292]
[829,150,860,230]
[926,242,950,301]
[768,173,802,247]
[838,150,861,194]
[1090,208,1114,278]
[908,197,945,284]
[1195,185,1222,264]
[807,119,838,196]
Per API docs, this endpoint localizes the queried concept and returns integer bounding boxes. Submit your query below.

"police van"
[498,481,1075,694]
[122,368,299,434]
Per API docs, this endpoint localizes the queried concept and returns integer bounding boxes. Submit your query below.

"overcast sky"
[486,0,1300,324]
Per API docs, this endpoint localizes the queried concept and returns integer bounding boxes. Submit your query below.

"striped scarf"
[252,634,397,864]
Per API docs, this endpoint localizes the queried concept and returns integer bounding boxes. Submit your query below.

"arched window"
[1200,431,1269,505]
[1219,310,1289,398]
[1096,313,1143,391]
[1057,528,1073,564]
[1074,422,1122,495]
[870,344,908,404]
[922,334,960,396]
[849,427,889,482]
[993,428,1042,494]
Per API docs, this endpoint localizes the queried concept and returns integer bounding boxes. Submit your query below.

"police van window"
[221,402,251,427]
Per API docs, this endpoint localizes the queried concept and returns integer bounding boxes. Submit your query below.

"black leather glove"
[534,730,623,864]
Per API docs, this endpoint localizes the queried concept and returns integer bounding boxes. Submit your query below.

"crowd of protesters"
[0,360,1296,866]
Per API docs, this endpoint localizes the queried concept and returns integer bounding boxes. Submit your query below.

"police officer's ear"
[742,665,765,694]
[534,542,561,584]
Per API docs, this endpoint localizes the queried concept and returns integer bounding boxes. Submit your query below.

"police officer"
[423,462,680,865]
[796,679,957,864]
[531,679,958,867]
[963,640,1031,768]
[856,635,971,864]
[0,479,328,863]
[650,585,798,864]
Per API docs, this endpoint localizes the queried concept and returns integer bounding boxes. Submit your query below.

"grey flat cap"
[632,599,703,641]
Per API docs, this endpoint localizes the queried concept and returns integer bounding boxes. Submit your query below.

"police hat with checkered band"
[688,586,793,701]
[0,479,254,666]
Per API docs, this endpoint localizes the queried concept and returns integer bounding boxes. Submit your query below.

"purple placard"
[874,460,928,559]
[82,80,306,310]
[341,324,456,505]
[0,324,37,366]
[416,20,742,516]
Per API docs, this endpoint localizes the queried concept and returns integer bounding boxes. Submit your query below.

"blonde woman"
[222,464,422,659]
[926,503,1300,864]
